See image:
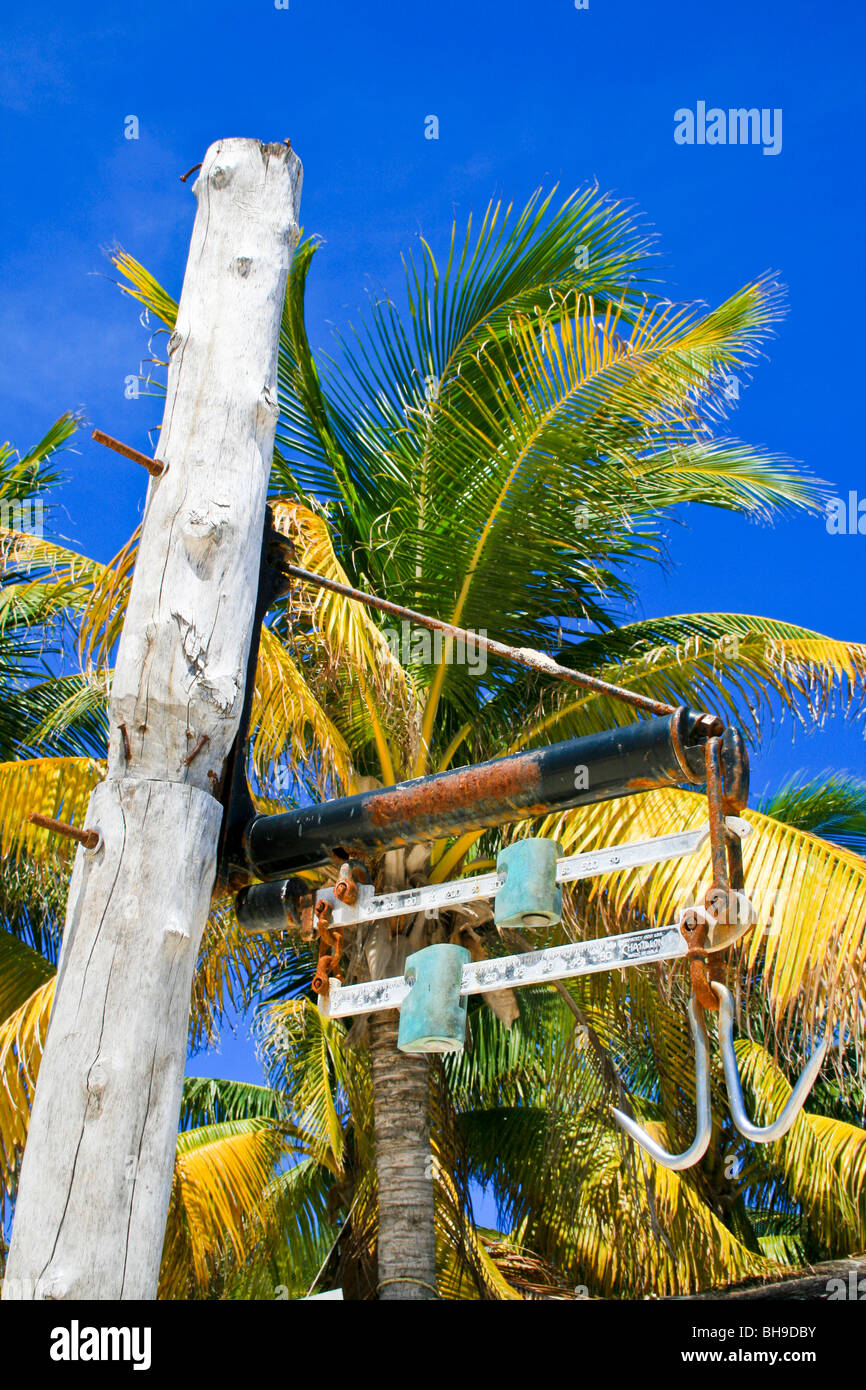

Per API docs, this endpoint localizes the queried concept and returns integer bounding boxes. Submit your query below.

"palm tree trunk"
[368,1009,437,1300]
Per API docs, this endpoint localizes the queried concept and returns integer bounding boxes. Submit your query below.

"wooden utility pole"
[3,138,301,1300]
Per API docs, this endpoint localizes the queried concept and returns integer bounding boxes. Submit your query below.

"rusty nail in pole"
[118,722,131,760]
[28,813,101,851]
[92,429,166,478]
[183,733,210,767]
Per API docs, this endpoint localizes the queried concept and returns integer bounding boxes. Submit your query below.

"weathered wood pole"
[3,138,301,1300]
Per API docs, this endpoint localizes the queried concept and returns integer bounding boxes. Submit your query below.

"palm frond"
[77,529,139,670]
[270,501,412,698]
[734,1042,866,1253]
[758,771,866,855]
[506,617,866,752]
[0,757,103,863]
[0,412,80,505]
[111,251,178,330]
[252,624,355,797]
[180,1077,285,1130]
[0,929,54,1023]
[188,899,282,1054]
[259,997,350,1172]
[0,979,54,1216]
[18,674,109,759]
[160,1118,286,1297]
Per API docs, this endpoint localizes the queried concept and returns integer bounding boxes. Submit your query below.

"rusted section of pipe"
[367,748,549,833]
[283,563,725,726]
[240,709,727,881]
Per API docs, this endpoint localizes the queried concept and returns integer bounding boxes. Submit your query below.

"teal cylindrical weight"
[494,837,562,929]
[397,943,470,1055]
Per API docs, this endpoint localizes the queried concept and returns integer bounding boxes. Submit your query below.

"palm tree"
[0,413,106,762]
[1,188,865,1297]
[0,412,111,963]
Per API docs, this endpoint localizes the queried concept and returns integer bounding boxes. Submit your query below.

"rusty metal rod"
[242,709,722,880]
[283,562,709,722]
[704,738,730,891]
[92,429,166,478]
[28,813,100,851]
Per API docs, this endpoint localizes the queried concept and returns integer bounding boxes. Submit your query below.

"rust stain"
[625,776,667,792]
[368,753,545,831]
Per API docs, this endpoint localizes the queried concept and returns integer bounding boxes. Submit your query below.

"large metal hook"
[712,981,830,1144]
[610,996,713,1171]
[611,986,830,1169]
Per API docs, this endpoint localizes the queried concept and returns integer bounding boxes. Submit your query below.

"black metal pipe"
[235,875,314,934]
[239,708,741,881]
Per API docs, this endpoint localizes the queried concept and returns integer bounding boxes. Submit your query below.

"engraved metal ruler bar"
[320,921,688,1018]
[329,817,751,928]
[555,817,750,884]
[330,871,503,928]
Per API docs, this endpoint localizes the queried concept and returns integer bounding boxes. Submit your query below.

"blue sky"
[3,0,865,1201]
